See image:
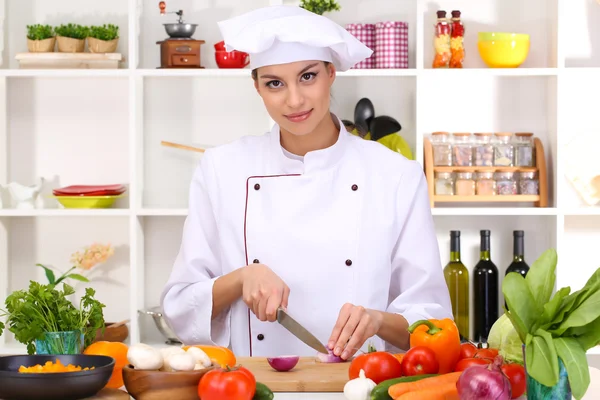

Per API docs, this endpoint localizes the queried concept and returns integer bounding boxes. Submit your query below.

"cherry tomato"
[459,343,477,359]
[454,357,491,372]
[349,351,402,384]
[198,366,256,400]
[502,363,526,399]
[474,348,498,360]
[400,346,440,376]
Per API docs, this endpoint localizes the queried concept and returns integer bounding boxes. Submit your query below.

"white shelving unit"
[1,0,599,358]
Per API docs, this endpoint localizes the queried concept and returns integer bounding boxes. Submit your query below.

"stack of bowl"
[52,184,126,209]
[477,32,530,68]
[214,40,250,69]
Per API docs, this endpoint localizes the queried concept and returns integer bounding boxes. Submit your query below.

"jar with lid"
[435,172,454,195]
[513,132,535,167]
[493,133,514,166]
[495,172,517,195]
[476,170,497,195]
[455,172,476,196]
[518,171,539,195]
[452,133,473,166]
[431,132,453,166]
[472,133,494,166]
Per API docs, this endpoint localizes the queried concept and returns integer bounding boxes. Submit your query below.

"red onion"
[316,349,345,363]
[457,355,511,400]
[267,355,299,372]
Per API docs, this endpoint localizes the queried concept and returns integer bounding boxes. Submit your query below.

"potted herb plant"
[87,24,119,53]
[0,281,105,355]
[26,24,55,52]
[503,248,600,400]
[299,0,341,15]
[55,23,89,53]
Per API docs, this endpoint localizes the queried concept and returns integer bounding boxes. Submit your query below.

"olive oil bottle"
[505,230,530,310]
[444,230,470,341]
[473,230,499,344]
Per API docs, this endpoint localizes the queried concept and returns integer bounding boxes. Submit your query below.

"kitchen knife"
[276,308,329,354]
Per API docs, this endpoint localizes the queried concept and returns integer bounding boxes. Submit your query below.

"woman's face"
[254,61,336,136]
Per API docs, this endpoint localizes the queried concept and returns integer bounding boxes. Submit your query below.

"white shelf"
[136,208,187,216]
[0,209,131,217]
[431,208,559,216]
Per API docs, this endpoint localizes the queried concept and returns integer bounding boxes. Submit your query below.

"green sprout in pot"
[88,24,119,41]
[299,0,341,15]
[502,248,600,400]
[26,24,54,41]
[54,23,89,40]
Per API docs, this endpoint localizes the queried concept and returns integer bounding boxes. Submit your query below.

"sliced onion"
[316,349,345,363]
[457,355,511,400]
[267,355,300,371]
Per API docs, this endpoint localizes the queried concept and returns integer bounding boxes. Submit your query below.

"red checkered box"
[345,23,376,69]
[375,21,409,69]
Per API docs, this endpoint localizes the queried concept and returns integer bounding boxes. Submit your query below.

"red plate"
[52,185,126,196]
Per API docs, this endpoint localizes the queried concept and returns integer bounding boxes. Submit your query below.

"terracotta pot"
[87,37,119,53]
[94,322,129,343]
[56,36,85,53]
[27,37,55,52]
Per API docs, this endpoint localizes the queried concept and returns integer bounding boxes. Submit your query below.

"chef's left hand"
[328,303,383,360]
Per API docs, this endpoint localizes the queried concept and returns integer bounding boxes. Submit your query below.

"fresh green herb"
[0,281,105,355]
[299,0,341,15]
[27,24,54,41]
[55,23,89,40]
[88,24,119,41]
[503,248,600,400]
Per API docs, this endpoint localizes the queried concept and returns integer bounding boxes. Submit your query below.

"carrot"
[388,372,462,399]
[395,382,458,400]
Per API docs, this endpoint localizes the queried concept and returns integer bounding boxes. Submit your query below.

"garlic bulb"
[127,343,163,370]
[343,369,376,400]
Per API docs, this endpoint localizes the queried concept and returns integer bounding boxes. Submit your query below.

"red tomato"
[198,366,256,400]
[474,348,498,360]
[454,357,491,372]
[459,343,477,359]
[400,346,440,376]
[349,351,402,384]
[502,363,526,399]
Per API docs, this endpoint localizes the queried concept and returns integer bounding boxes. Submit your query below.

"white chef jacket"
[161,115,453,357]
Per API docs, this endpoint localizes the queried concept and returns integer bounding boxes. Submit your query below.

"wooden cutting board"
[237,357,350,392]
[82,388,130,399]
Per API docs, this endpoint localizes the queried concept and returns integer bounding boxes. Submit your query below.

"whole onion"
[316,349,345,363]
[457,355,512,400]
[267,355,300,372]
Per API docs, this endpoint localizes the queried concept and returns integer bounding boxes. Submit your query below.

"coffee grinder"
[156,1,205,68]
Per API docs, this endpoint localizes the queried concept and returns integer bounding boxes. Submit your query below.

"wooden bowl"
[122,364,215,400]
[94,322,129,343]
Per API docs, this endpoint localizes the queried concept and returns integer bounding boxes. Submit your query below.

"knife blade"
[276,308,329,354]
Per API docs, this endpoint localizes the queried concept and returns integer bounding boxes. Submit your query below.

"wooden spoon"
[161,141,205,153]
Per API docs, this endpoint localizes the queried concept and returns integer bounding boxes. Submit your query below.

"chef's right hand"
[241,264,290,322]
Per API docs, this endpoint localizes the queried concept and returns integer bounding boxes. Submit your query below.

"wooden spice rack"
[423,136,548,207]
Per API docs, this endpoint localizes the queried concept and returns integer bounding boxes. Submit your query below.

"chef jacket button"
[253,259,260,264]
[345,259,353,266]
[351,184,358,191]
[254,183,260,190]
[257,334,265,340]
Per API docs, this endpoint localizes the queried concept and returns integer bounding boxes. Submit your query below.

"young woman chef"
[161,5,453,360]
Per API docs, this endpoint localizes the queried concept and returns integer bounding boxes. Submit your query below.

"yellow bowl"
[477,32,530,68]
[52,194,124,209]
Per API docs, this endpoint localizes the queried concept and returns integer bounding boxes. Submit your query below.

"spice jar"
[514,132,535,167]
[518,171,539,195]
[455,172,476,196]
[432,10,451,68]
[472,133,494,166]
[495,172,517,195]
[449,10,465,68]
[435,172,454,195]
[476,171,497,195]
[493,132,514,166]
[452,133,473,166]
[431,132,453,166]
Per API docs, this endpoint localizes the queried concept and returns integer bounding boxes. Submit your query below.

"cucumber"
[253,382,274,400]
[370,374,438,400]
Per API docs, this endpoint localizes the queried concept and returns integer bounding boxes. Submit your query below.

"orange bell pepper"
[182,344,237,368]
[407,319,461,374]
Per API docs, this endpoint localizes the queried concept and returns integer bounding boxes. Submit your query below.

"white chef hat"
[217,5,373,72]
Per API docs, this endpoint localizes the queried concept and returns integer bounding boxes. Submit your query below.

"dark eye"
[266,80,283,89]
[301,72,317,81]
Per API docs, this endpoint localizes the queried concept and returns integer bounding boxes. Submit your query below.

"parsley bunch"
[0,281,105,355]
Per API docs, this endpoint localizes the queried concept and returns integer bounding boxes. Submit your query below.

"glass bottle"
[473,230,499,344]
[432,10,451,68]
[435,172,454,195]
[495,172,517,195]
[505,230,530,310]
[455,172,476,196]
[514,132,535,167]
[452,133,473,166]
[493,133,514,166]
[449,10,465,68]
[472,133,494,166]
[431,132,453,166]
[444,230,470,341]
[476,170,497,195]
[518,171,539,195]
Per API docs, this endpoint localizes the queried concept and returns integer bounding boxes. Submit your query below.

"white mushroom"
[127,343,163,371]
[160,347,186,371]
[167,352,196,372]
[186,347,212,369]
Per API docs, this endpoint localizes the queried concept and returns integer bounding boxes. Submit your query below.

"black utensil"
[369,115,402,142]
[0,354,115,400]
[354,98,375,136]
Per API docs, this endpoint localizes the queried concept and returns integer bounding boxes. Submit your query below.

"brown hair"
[251,61,331,80]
